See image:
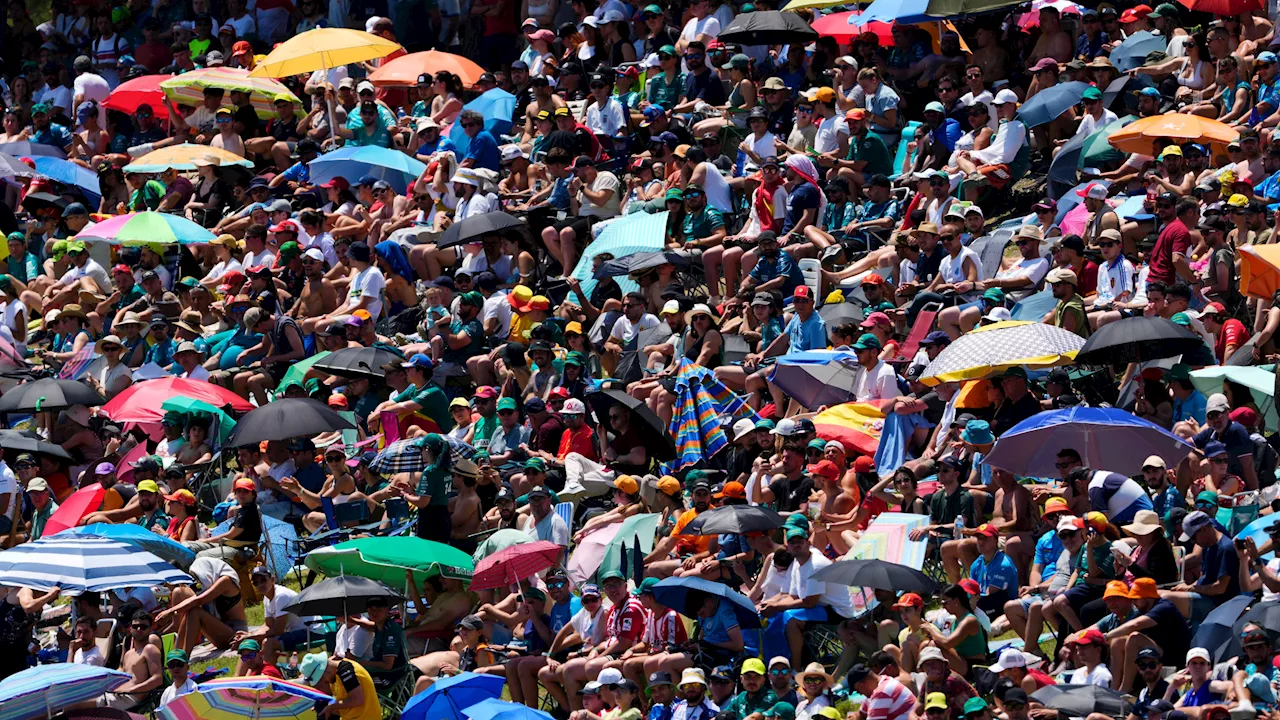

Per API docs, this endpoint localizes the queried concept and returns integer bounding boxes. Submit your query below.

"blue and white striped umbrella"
[0,535,193,594]
[0,663,131,720]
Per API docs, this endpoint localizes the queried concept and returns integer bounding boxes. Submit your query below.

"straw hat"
[795,662,833,686]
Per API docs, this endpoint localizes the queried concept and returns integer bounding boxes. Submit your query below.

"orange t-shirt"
[673,508,712,555]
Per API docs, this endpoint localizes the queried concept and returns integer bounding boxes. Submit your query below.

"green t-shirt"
[30,500,58,541]
[7,251,39,284]
[1096,608,1136,634]
[472,414,499,451]
[646,72,686,111]
[410,384,454,433]
[682,207,725,242]
[724,688,779,719]
[1053,295,1090,339]
[130,180,167,212]
[416,465,451,506]
[848,130,893,177]
[1073,541,1117,586]
[410,100,431,118]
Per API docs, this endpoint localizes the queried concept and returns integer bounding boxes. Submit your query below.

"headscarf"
[784,154,828,225]
[374,240,414,283]
[418,433,452,475]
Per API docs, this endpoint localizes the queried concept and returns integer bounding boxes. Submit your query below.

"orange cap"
[1044,497,1070,515]
[234,478,257,492]
[1128,577,1160,600]
[716,481,746,500]
[892,592,923,609]
[1103,580,1131,599]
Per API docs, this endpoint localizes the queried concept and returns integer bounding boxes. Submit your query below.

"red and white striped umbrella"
[469,541,563,591]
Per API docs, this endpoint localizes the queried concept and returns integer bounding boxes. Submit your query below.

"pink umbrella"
[811,10,896,46]
[567,522,622,587]
[43,483,106,536]
[1058,201,1091,237]
[114,441,150,485]
[1018,0,1083,28]
[470,540,563,591]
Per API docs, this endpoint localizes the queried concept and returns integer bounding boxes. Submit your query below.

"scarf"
[751,169,785,233]
[784,154,827,224]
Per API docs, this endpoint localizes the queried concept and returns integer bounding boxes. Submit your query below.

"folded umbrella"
[681,505,784,536]
[469,540,563,591]
[0,664,132,720]
[719,10,818,46]
[810,558,939,594]
[1030,685,1128,718]
[437,211,524,250]
[0,378,104,413]
[400,672,506,720]
[282,575,405,617]
[1074,315,1204,365]
[223,398,355,448]
[1017,81,1089,129]
[653,575,762,629]
[313,345,405,379]
[767,350,862,410]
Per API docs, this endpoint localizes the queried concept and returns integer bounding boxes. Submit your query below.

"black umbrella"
[1031,685,1128,718]
[224,398,356,448]
[437,211,524,250]
[682,505,784,536]
[0,378,105,413]
[593,251,691,279]
[20,192,69,213]
[719,10,817,46]
[1192,594,1253,662]
[1239,599,1280,637]
[819,302,863,327]
[809,558,939,595]
[313,346,405,379]
[1073,316,1205,366]
[584,388,676,462]
[0,430,72,460]
[282,575,405,617]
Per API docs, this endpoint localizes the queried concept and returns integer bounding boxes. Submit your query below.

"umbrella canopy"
[1238,599,1280,638]
[401,672,506,720]
[919,320,1084,385]
[437,211,524,250]
[1074,316,1205,365]
[250,28,404,78]
[160,397,236,445]
[781,0,852,11]
[1030,685,1128,718]
[475,528,533,561]
[810,10,895,46]
[1241,244,1280,300]
[594,250,691,279]
[819,302,863,326]
[681,505,785,536]
[1191,366,1279,432]
[76,212,216,246]
[1079,116,1135,166]
[445,88,518,152]
[161,68,301,118]
[595,513,659,585]
[282,575,405,617]
[1108,31,1169,73]
[653,576,761,629]
[1108,113,1238,156]
[313,345,404,379]
[32,157,101,204]
[670,360,761,471]
[59,522,196,568]
[465,699,556,720]
[308,145,428,195]
[224,398,355,448]
[156,676,333,720]
[103,74,171,119]
[469,540,563,591]
[101,377,253,424]
[1017,81,1089,129]
[126,144,254,174]
[0,152,40,180]
[0,664,132,720]
[370,437,431,475]
[1190,594,1253,663]
[0,430,71,460]
[0,535,192,594]
[279,350,331,391]
[369,50,486,87]
[1017,0,1082,27]
[1176,0,1260,11]
[982,407,1195,477]
[585,388,676,461]
[570,210,668,299]
[210,512,297,580]
[306,536,475,592]
[768,350,862,410]
[719,10,818,45]
[0,378,104,413]
[0,141,64,159]
[810,558,939,594]
[44,485,111,539]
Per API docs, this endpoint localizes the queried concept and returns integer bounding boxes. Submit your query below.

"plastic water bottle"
[954,514,965,540]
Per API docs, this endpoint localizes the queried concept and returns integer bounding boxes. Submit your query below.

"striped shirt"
[643,608,687,648]
[864,675,915,720]
[606,597,648,643]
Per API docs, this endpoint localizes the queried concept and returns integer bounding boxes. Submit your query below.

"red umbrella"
[1175,0,1261,13]
[101,377,253,424]
[103,74,173,120]
[43,483,106,536]
[469,540,563,591]
[811,10,895,47]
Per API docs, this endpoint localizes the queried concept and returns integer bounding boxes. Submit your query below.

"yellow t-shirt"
[332,660,381,720]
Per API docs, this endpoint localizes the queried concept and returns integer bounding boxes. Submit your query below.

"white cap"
[772,418,799,436]
[499,144,527,163]
[1207,393,1230,414]
[660,299,681,316]
[601,9,627,22]
[918,646,947,665]
[733,418,756,441]
[983,307,1012,323]
[364,16,384,32]
[356,79,376,94]
[598,667,624,685]
[992,88,1019,105]
[1085,183,1109,200]
[679,667,707,687]
[562,398,586,415]
[303,248,325,262]
[989,648,1042,673]
[964,204,984,218]
[580,15,600,28]
[835,55,857,67]
[645,52,662,69]
[1186,648,1211,664]
[825,440,845,455]
[1056,515,1080,533]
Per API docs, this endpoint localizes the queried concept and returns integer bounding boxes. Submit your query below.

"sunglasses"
[216,117,231,123]
[1015,239,1036,246]
[966,73,982,79]
[1098,241,1118,247]
[796,106,814,113]
[1137,661,1159,670]
[937,86,956,92]
[802,677,825,684]
[167,661,186,669]
[131,623,150,630]
[769,669,790,675]
[240,651,258,659]
[498,409,517,415]
[686,53,704,59]
[461,121,481,128]
[1211,456,1229,464]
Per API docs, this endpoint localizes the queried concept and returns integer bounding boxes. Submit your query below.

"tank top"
[1177,59,1207,89]
[952,611,988,659]
[700,162,733,213]
[681,328,724,369]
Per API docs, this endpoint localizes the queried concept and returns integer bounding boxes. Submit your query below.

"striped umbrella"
[0,535,193,594]
[370,436,474,475]
[670,359,760,471]
[0,664,131,720]
[75,212,216,246]
[160,67,302,119]
[125,143,254,173]
[157,676,333,720]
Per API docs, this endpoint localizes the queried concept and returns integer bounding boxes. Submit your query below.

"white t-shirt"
[335,622,374,661]
[1075,109,1119,139]
[458,191,499,221]
[814,114,849,155]
[743,132,778,173]
[787,547,854,618]
[38,85,73,115]
[852,360,898,403]
[585,97,627,138]
[699,162,733,214]
[680,15,721,43]
[1065,663,1113,687]
[1,300,26,354]
[60,258,110,293]
[995,256,1050,301]
[939,247,981,285]
[202,258,244,285]
[348,265,386,319]
[579,171,621,218]
[264,585,308,633]
[1096,256,1137,305]
[160,678,198,709]
[481,292,513,339]
[73,73,111,127]
[177,365,211,381]
[610,313,661,345]
[225,13,257,38]
[570,603,609,645]
[73,645,105,666]
[243,249,276,270]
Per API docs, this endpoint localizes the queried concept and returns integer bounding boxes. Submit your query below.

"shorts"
[278,628,310,652]
[550,217,594,248]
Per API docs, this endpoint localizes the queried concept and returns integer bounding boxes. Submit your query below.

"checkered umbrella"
[919,320,1084,386]
[370,436,475,475]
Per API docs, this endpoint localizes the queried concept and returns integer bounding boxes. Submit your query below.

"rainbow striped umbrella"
[157,676,333,720]
[161,67,302,118]
[670,358,760,471]
[76,212,216,246]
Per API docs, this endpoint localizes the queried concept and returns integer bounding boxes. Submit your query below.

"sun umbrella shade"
[0,152,41,180]
[0,141,64,159]
[250,28,403,78]
[209,512,297,579]
[1078,116,1134,167]
[370,437,432,475]
[306,536,475,591]
[570,209,667,299]
[32,157,102,204]
[1107,31,1169,73]
[819,303,863,326]
[593,513,659,585]
[0,378,104,413]
[1030,685,1128,718]
[103,74,172,119]
[156,676,334,720]
[369,50,486,87]
[101,377,253,424]
[653,575,762,629]
[469,540,563,591]
[1241,245,1280,300]
[810,11,895,46]
[160,397,237,444]
[919,320,1084,385]
[437,211,525,250]
[670,359,760,471]
[982,406,1195,477]
[314,346,404,379]
[465,699,557,720]
[126,144,254,174]
[681,505,785,536]
[402,673,506,720]
[475,528,534,561]
[1176,0,1261,11]
[719,10,818,45]
[1238,598,1280,640]
[161,67,301,118]
[1017,81,1089,128]
[1191,366,1279,432]
[594,251,691,279]
[60,522,196,568]
[76,212,217,246]
[810,558,939,594]
[282,575,405,617]
[1073,315,1205,365]
[0,430,72,460]
[769,350,863,410]
[279,350,331,391]
[308,145,428,195]
[0,535,192,594]
[0,664,132,720]
[42,484,107,537]
[1191,594,1252,663]
[445,88,518,152]
[585,388,676,461]
[224,398,355,447]
[813,402,884,456]
[1108,113,1238,156]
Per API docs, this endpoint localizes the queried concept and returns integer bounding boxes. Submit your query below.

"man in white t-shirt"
[677,0,720,54]
[478,280,513,340]
[759,524,854,666]
[850,332,899,402]
[327,243,385,321]
[159,650,198,709]
[72,56,110,129]
[569,583,609,646]
[585,73,628,139]
[812,87,850,159]
[523,485,571,548]
[69,617,105,667]
[604,291,661,371]
[242,567,310,666]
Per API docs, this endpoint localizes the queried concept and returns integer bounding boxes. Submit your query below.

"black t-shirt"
[768,473,814,513]
[767,101,794,138]
[915,245,946,283]
[610,425,648,475]
[234,104,260,138]
[1141,599,1190,663]
[914,391,946,427]
[591,277,623,308]
[683,69,727,106]
[992,392,1041,437]
[543,129,579,155]
[645,26,680,57]
[232,501,263,544]
[268,116,301,142]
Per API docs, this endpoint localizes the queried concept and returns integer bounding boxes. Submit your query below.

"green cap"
[633,576,661,596]
[177,276,200,290]
[755,419,775,431]
[497,397,518,412]
[1082,86,1103,101]
[278,240,301,261]
[664,188,684,202]
[1166,363,1192,381]
[30,102,50,115]
[785,525,810,540]
[1196,489,1220,505]
[765,703,796,720]
[166,649,189,664]
[807,438,827,451]
[162,411,185,426]
[853,333,882,351]
[1170,312,1191,327]
[740,3,756,10]
[304,377,322,394]
[111,6,131,23]
[524,587,547,602]
[525,457,548,472]
[1148,2,1179,16]
[0,276,12,293]
[721,53,750,71]
[565,351,589,368]
[963,697,989,716]
[982,287,1005,303]
[459,290,484,308]
[784,514,810,530]
[237,638,262,652]
[643,3,663,12]
[6,232,25,244]
[599,569,625,581]
[66,240,86,254]
[51,239,69,259]
[658,44,677,57]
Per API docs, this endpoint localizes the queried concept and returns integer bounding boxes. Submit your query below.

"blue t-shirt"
[1253,78,1280,125]
[465,130,501,172]
[1172,390,1207,425]
[701,600,740,645]
[930,118,963,153]
[146,337,175,367]
[31,123,73,151]
[550,596,581,633]
[683,69,727,106]
[784,312,827,355]
[782,182,820,234]
[749,250,805,296]
[1194,421,1255,478]
[1197,532,1240,601]
[279,161,310,184]
[1150,483,1185,519]
[1033,529,1064,570]
[970,551,1019,596]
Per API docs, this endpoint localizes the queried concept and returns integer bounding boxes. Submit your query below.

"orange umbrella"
[368,50,486,88]
[1240,245,1280,299]
[813,402,883,456]
[1107,114,1239,156]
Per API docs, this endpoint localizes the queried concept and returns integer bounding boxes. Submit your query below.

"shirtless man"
[1078,183,1120,249]
[289,248,339,336]
[523,77,566,143]
[810,461,859,556]
[448,460,483,552]
[1027,8,1072,65]
[102,610,164,709]
[953,468,1035,585]
[403,574,477,655]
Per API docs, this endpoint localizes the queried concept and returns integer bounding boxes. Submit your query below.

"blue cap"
[655,131,679,147]
[1138,87,1162,98]
[63,202,88,216]
[249,176,270,189]
[356,175,379,186]
[642,105,664,122]
[922,330,951,346]
[581,583,601,597]
[1203,440,1228,458]
[401,353,434,370]
[1260,51,1279,64]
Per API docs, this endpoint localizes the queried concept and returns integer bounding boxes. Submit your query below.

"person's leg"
[517,656,548,707]
[538,661,572,711]
[645,559,684,578]
[723,246,744,296]
[505,656,528,705]
[939,539,965,583]
[559,226,578,275]
[622,655,650,692]
[936,306,963,339]
[1004,597,1029,640]
[702,245,726,300]
[957,305,984,335]
[651,387,675,429]
[714,365,747,391]
[1004,533,1034,586]
[785,613,806,667]
[561,657,592,710]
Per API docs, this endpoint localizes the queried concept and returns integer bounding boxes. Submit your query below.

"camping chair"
[797,258,822,301]
[372,639,419,720]
[723,334,751,365]
[334,501,371,528]
[888,302,942,365]
[889,121,924,181]
[1216,491,1259,537]
[554,501,575,533]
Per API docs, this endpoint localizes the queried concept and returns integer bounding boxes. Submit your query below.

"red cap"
[1067,628,1107,646]
[321,177,350,191]
[706,39,726,50]
[793,285,812,301]
[269,220,298,234]
[853,456,876,473]
[473,385,498,399]
[111,264,132,275]
[246,265,274,277]
[861,274,885,287]
[892,592,924,609]
[1202,301,1226,316]
[328,394,348,409]
[860,311,891,329]
[549,387,570,399]
[217,270,247,292]
[958,578,980,595]
[232,40,252,56]
[806,460,840,480]
[975,522,1000,537]
[233,478,257,492]
[617,65,639,78]
[1231,406,1260,429]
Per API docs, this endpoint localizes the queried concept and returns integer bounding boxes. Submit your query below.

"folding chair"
[797,258,822,301]
[554,501,575,533]
[889,121,923,181]
[888,302,941,365]
[723,334,751,365]
[334,500,371,528]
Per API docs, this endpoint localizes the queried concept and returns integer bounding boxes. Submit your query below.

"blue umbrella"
[570,209,669,299]
[1109,31,1167,73]
[59,522,196,568]
[767,350,863,410]
[653,575,762,629]
[308,145,428,194]
[465,698,557,720]
[0,663,130,720]
[860,0,930,23]
[1017,81,1089,129]
[982,406,1195,477]
[0,535,192,594]
[1047,132,1088,199]
[446,88,517,150]
[1236,514,1280,558]
[0,141,65,159]
[401,672,506,720]
[31,156,101,204]
[1191,594,1253,663]
[211,512,297,580]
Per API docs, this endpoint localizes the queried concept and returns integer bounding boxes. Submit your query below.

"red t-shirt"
[134,41,174,74]
[606,597,648,642]
[1215,318,1249,362]
[1148,219,1191,285]
[259,663,284,679]
[1077,260,1099,297]
[557,424,596,462]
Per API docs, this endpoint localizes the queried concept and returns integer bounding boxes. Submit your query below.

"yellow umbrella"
[160,68,300,118]
[782,0,848,11]
[124,144,254,173]
[249,28,403,78]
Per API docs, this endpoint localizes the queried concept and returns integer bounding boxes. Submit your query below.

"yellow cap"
[1228,193,1249,207]
[925,693,948,711]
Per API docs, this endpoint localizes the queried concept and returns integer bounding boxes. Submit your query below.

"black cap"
[648,671,673,686]
[1056,235,1085,254]
[795,418,816,434]
[748,105,769,120]
[1156,191,1178,204]
[905,364,928,382]
[475,271,499,291]
[297,138,318,155]
[347,243,371,262]
[1047,368,1071,386]
[846,664,873,685]
[1003,689,1029,706]
[710,665,733,681]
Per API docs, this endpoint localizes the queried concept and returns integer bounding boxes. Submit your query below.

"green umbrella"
[1190,365,1278,432]
[1079,116,1136,169]
[305,536,475,593]
[159,397,237,444]
[596,513,659,583]
[278,351,332,393]
[473,528,532,563]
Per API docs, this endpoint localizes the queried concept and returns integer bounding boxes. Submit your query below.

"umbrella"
[125,144,254,174]
[594,250,691,279]
[919,320,1084,386]
[76,212,216,246]
[570,210,668,299]
[250,27,403,79]
[819,302,863,326]
[1191,366,1279,432]
[1074,316,1204,365]
[1190,594,1253,663]
[1017,0,1082,27]
[370,437,431,475]
[313,346,404,379]
[0,430,71,460]
[1076,116,1134,169]
[465,699,556,720]
[445,88,518,152]
[1239,599,1280,637]
[1108,31,1169,73]
[0,141,65,159]
[719,10,818,46]
[401,672,506,720]
[1108,113,1238,156]
[0,535,192,594]
[101,377,253,424]
[31,157,101,204]
[156,676,333,720]
[0,664,132,720]
[585,388,676,461]
[1017,81,1089,129]
[768,350,862,410]
[224,398,355,448]
[984,406,1194,477]
[1030,685,1128,718]
[810,10,895,46]
[279,350,331,391]
[1241,245,1280,300]
[0,378,104,413]
[652,575,762,629]
[0,152,40,180]
[781,0,854,11]
[160,397,236,445]
[160,67,302,118]
[1048,133,1088,201]
[475,528,533,561]
[671,361,761,471]
[103,74,171,119]
[282,575,405,617]
[813,402,884,456]
[210,512,297,580]
[59,522,196,568]
[681,505,785,536]
[810,558,939,595]
[437,211,524,251]
[42,484,108,537]
[1176,0,1261,11]
[369,50,486,88]
[308,145,429,195]
[469,540,563,591]
[306,536,475,592]
[594,513,659,584]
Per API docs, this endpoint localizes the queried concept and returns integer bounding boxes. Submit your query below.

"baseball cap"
[1179,510,1213,541]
